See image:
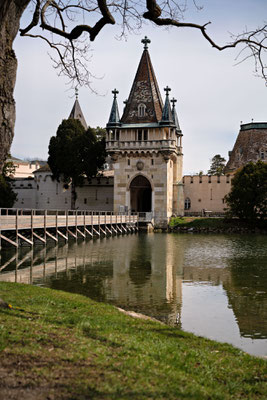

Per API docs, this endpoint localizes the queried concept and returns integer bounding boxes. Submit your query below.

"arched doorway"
[130,175,152,212]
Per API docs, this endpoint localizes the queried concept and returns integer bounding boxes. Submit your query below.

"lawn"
[0,282,266,399]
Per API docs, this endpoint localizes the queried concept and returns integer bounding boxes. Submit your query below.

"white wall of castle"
[12,172,114,211]
[11,172,233,214]
[183,175,232,213]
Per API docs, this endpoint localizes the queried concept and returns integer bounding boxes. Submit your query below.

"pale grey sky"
[11,0,267,174]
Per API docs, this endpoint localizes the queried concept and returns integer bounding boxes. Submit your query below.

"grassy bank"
[169,217,267,232]
[0,283,266,399]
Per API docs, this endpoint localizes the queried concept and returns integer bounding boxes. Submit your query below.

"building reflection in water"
[0,233,266,355]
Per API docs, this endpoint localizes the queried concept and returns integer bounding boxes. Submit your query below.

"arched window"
[138,103,146,117]
[184,197,191,210]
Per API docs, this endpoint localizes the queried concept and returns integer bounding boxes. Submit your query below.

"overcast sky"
[11,0,267,175]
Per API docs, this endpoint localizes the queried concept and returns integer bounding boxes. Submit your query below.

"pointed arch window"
[138,103,146,117]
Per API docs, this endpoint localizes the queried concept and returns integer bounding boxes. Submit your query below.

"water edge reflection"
[0,233,266,356]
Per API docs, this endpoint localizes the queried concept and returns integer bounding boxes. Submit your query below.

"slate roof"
[121,48,163,124]
[107,92,121,128]
[69,99,88,129]
[172,103,181,132]
[160,88,175,126]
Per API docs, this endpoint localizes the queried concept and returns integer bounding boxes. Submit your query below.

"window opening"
[144,130,148,140]
[184,197,191,210]
[138,104,146,117]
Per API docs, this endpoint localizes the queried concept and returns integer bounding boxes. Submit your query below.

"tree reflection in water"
[0,233,266,356]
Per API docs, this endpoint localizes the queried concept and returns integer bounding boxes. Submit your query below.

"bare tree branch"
[18,0,267,86]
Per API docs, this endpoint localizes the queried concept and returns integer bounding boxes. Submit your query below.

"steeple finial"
[141,36,151,50]
[112,88,119,99]
[107,89,121,128]
[171,97,177,108]
[164,86,171,96]
[75,87,78,100]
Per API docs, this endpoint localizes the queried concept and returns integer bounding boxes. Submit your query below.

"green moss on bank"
[169,217,267,232]
[0,282,266,399]
[169,217,229,229]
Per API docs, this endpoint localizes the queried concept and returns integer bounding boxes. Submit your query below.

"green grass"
[0,282,266,399]
[169,217,230,229]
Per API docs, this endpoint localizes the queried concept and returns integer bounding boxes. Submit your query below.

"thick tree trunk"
[0,0,30,172]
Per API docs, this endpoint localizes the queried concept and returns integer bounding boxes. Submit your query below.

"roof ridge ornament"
[164,86,171,96]
[141,36,151,50]
[171,97,177,108]
[112,88,119,99]
[75,87,78,100]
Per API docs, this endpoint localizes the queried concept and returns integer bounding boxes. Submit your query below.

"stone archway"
[130,175,152,212]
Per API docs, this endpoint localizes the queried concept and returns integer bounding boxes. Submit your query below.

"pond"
[0,232,267,357]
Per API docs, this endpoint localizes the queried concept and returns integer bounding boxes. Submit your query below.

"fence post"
[56,210,58,240]
[75,210,78,240]
[31,209,33,245]
[44,210,47,243]
[16,209,18,246]
[66,210,68,241]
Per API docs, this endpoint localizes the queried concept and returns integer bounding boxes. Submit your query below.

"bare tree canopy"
[19,0,267,86]
[0,0,266,171]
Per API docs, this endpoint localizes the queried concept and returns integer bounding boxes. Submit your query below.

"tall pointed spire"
[171,97,181,131]
[68,88,87,129]
[121,37,163,124]
[160,86,175,126]
[107,89,121,128]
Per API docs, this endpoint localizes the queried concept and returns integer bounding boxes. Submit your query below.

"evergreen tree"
[208,154,226,175]
[225,161,267,222]
[48,119,106,209]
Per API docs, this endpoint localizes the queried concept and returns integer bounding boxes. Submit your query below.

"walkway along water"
[0,208,139,249]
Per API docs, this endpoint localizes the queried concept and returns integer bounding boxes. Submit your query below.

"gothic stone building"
[106,37,184,224]
[12,39,267,218]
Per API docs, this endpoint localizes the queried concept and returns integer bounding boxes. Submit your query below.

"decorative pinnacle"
[123,99,128,105]
[141,36,151,50]
[112,88,119,99]
[75,87,78,100]
[171,97,177,108]
[164,86,171,96]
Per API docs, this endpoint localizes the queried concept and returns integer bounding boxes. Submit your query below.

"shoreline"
[167,217,267,234]
[0,282,266,399]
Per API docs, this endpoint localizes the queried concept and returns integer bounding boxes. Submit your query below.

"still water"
[0,233,267,357]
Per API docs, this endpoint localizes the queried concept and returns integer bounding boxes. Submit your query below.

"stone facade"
[106,38,184,225]
[226,123,267,172]
[7,157,41,178]
[12,169,114,211]
[183,175,232,214]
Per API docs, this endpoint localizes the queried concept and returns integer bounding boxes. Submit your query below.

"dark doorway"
[130,175,152,212]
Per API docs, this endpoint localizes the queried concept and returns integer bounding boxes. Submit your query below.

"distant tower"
[225,122,267,172]
[68,88,88,129]
[106,38,184,225]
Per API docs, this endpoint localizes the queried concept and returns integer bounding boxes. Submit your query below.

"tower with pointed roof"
[106,37,184,224]
[69,88,88,129]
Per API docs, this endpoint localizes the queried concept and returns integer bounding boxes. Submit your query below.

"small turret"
[107,89,121,128]
[160,86,175,126]
[68,88,87,129]
[171,97,181,132]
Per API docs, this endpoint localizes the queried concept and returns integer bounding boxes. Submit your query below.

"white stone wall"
[12,172,114,211]
[183,175,232,213]
[12,178,36,209]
